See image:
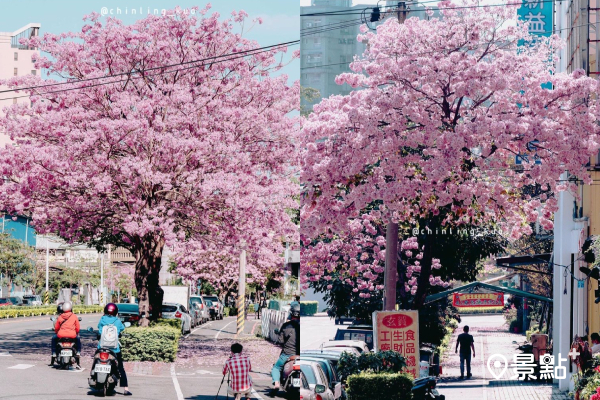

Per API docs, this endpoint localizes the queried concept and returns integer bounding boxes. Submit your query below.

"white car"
[189,296,210,325]
[161,302,192,334]
[22,295,42,306]
[201,295,224,319]
[323,339,370,354]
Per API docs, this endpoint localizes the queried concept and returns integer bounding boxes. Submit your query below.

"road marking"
[250,321,260,336]
[251,388,264,400]
[481,338,487,400]
[215,320,236,340]
[190,320,216,336]
[196,370,215,375]
[170,364,184,400]
[0,352,11,357]
[67,367,86,373]
[8,364,34,369]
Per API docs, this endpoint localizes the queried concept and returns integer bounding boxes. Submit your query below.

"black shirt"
[457,332,474,355]
[279,319,299,356]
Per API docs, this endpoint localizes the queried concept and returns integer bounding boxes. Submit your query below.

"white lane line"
[481,338,487,400]
[8,364,34,369]
[251,388,264,400]
[0,352,11,357]
[170,364,184,400]
[190,320,217,335]
[67,367,86,373]
[215,320,237,340]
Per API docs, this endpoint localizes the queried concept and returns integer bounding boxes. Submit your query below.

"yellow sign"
[373,310,419,378]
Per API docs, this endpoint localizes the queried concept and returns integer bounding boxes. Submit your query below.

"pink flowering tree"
[0,7,299,326]
[301,0,600,309]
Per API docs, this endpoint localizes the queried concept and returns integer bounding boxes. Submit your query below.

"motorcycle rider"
[91,303,131,396]
[51,301,81,368]
[271,303,300,391]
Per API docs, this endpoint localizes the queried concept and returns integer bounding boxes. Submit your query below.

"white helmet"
[62,301,72,312]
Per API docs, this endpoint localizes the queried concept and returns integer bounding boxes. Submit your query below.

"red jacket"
[54,312,80,338]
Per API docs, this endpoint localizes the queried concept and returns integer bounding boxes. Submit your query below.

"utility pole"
[383,3,407,312]
[237,241,247,336]
[100,251,104,306]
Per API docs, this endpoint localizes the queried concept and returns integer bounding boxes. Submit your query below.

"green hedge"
[456,307,503,314]
[0,305,103,319]
[150,318,182,330]
[300,301,318,316]
[338,351,406,382]
[224,307,237,317]
[121,325,180,362]
[346,372,414,400]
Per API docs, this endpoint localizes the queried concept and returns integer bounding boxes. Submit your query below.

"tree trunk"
[413,228,435,310]
[134,237,165,327]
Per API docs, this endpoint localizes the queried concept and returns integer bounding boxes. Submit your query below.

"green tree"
[0,233,36,294]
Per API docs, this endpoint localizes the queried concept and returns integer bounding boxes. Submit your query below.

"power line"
[301,21,364,37]
[0,41,300,101]
[301,17,363,33]
[0,40,300,96]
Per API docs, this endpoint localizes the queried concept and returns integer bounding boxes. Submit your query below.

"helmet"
[290,303,300,319]
[56,303,64,314]
[62,301,72,312]
[104,303,118,316]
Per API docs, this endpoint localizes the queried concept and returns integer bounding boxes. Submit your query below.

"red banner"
[453,292,504,308]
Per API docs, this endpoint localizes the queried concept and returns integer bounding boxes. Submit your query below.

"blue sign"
[517,0,553,37]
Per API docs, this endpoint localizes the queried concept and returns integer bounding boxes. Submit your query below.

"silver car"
[298,360,335,400]
[161,303,192,334]
[189,296,210,324]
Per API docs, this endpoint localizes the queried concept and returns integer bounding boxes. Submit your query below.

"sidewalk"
[437,315,570,400]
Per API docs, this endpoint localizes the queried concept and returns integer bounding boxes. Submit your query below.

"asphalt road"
[300,314,343,351]
[0,314,290,400]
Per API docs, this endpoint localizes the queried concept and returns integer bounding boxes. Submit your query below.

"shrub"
[248,303,255,314]
[150,318,182,330]
[120,325,180,362]
[337,350,406,382]
[300,301,318,316]
[346,372,413,400]
[509,319,520,333]
[224,306,237,316]
[0,305,103,319]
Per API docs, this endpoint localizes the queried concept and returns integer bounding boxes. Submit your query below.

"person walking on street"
[271,303,300,392]
[592,333,600,355]
[455,325,475,379]
[223,343,253,400]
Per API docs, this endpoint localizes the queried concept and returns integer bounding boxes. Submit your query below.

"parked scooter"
[86,324,130,397]
[50,316,82,370]
[411,376,445,400]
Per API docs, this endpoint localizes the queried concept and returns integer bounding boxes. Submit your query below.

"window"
[13,68,17,76]
[14,52,18,61]
[313,38,321,47]
[341,28,352,35]
[31,70,36,76]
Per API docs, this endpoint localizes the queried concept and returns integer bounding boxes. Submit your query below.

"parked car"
[0,298,12,307]
[205,300,219,320]
[189,303,204,328]
[300,355,343,399]
[333,325,374,351]
[22,295,42,306]
[298,360,335,400]
[161,303,192,334]
[189,296,209,324]
[115,303,140,324]
[300,372,317,400]
[201,295,224,319]
[303,347,361,357]
[7,297,22,306]
[323,340,370,354]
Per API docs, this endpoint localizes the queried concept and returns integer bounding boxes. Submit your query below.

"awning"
[424,281,552,304]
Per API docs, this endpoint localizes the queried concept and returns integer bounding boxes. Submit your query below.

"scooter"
[86,324,130,397]
[411,376,445,400]
[269,354,300,397]
[50,316,82,370]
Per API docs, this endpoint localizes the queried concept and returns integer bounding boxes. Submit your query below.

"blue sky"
[0,1,299,82]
